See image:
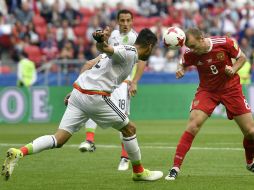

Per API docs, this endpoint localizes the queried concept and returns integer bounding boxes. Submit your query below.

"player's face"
[186,34,207,54]
[139,44,154,61]
[117,13,133,34]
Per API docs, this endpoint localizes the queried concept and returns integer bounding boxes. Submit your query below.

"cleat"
[165,167,179,181]
[1,148,23,180]
[79,141,96,152]
[118,157,130,171]
[246,163,254,172]
[132,169,163,181]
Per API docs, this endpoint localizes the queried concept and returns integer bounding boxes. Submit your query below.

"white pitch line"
[0,143,243,151]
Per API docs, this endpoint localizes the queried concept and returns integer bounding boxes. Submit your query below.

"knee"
[120,121,136,137]
[54,130,72,148]
[244,127,254,140]
[186,119,202,136]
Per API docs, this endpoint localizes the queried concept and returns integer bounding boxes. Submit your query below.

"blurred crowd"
[0,0,254,74]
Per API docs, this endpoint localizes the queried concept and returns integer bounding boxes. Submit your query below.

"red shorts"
[191,86,251,120]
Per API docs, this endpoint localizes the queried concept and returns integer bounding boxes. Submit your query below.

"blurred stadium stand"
[0,0,254,86]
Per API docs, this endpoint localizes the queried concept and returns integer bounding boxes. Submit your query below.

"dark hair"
[185,28,204,44]
[117,9,133,20]
[135,28,157,47]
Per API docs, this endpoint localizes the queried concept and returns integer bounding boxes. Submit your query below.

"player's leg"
[165,109,208,180]
[234,113,254,172]
[1,89,88,180]
[222,87,254,172]
[120,121,163,181]
[79,119,97,152]
[1,129,72,181]
[93,95,162,181]
[166,90,217,180]
[118,132,130,171]
[111,82,130,170]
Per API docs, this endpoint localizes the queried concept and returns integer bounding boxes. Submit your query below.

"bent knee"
[244,127,254,140]
[186,121,202,136]
[121,122,136,137]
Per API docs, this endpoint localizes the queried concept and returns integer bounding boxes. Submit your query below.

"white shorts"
[59,89,129,134]
[111,81,130,115]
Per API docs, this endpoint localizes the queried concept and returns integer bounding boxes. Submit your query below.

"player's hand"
[225,65,235,77]
[176,68,185,79]
[64,92,71,106]
[92,29,104,43]
[129,81,137,97]
[92,26,112,43]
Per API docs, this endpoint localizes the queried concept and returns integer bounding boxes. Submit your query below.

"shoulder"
[109,30,120,40]
[128,29,138,38]
[110,29,120,37]
[210,36,233,47]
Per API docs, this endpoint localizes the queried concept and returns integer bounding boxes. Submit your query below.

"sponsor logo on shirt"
[216,52,225,61]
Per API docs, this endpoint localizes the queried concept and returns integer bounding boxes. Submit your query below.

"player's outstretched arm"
[225,51,247,77]
[129,60,146,97]
[80,55,102,74]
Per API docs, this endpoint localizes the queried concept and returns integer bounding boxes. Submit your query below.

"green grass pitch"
[0,119,254,190]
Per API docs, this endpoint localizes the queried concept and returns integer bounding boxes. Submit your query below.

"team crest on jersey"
[216,52,225,61]
[123,36,129,44]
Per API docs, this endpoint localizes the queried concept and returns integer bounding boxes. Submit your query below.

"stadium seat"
[35,26,47,40]
[79,7,95,18]
[80,17,90,27]
[24,45,42,66]
[74,26,87,37]
[33,15,46,27]
[0,34,12,48]
[133,26,144,33]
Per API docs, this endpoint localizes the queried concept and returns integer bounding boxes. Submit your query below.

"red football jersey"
[182,36,241,91]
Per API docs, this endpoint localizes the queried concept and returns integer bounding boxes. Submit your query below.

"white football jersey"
[75,45,138,93]
[108,29,138,46]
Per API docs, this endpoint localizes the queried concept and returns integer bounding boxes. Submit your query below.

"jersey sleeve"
[111,45,127,63]
[182,53,193,67]
[225,37,241,59]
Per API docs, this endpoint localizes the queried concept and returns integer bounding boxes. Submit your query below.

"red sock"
[121,143,128,158]
[20,146,29,156]
[243,138,254,164]
[173,131,195,168]
[132,164,144,173]
[86,132,95,142]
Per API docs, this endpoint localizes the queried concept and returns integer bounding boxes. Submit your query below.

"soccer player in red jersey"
[165,28,254,180]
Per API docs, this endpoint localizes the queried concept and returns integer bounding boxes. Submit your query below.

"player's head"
[134,28,157,61]
[117,9,133,34]
[185,28,208,54]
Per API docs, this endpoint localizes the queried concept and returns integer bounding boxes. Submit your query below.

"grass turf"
[0,119,253,190]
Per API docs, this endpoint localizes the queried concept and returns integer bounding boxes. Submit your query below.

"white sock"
[32,135,57,153]
[122,135,141,162]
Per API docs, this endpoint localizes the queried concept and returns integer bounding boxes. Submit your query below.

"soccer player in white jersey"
[77,10,146,171]
[2,27,163,181]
